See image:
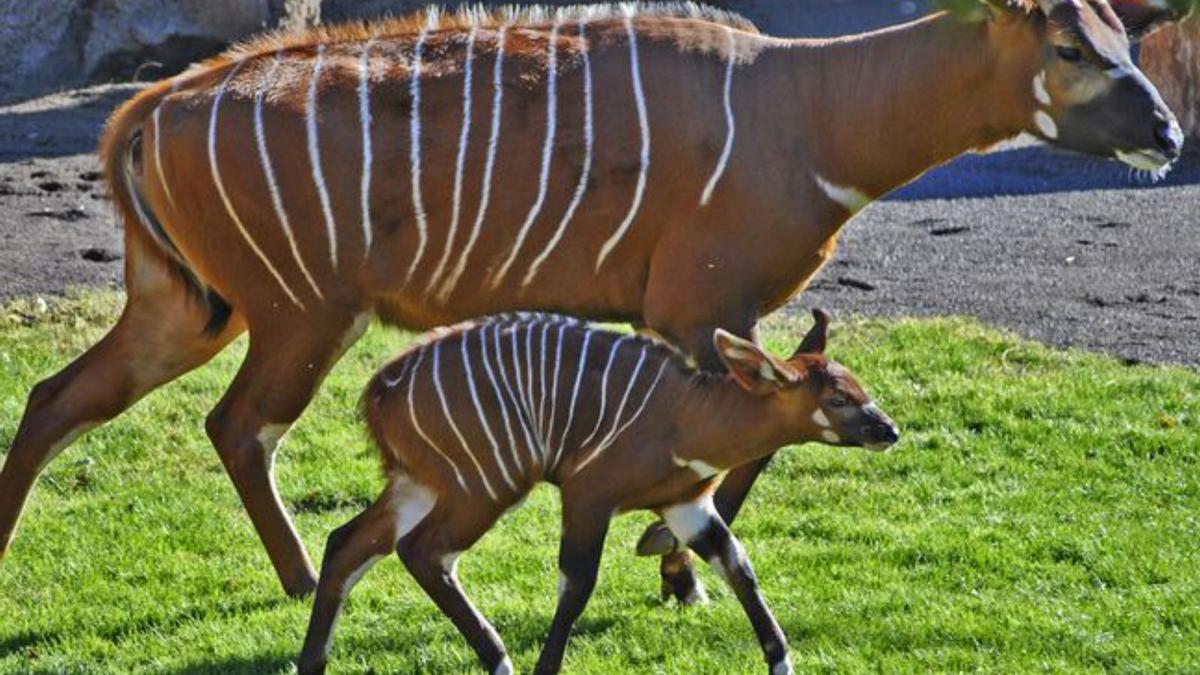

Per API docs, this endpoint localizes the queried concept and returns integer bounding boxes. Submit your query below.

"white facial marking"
[821,429,841,444]
[208,60,305,309]
[1034,110,1059,140]
[595,17,651,270]
[406,347,470,491]
[1033,70,1051,106]
[758,361,777,381]
[661,498,718,545]
[811,409,831,429]
[491,23,561,288]
[523,20,595,288]
[814,173,872,214]
[439,25,507,302]
[255,57,324,301]
[406,27,431,283]
[307,45,340,270]
[700,26,737,206]
[358,39,376,258]
[426,29,477,295]
[432,342,501,500]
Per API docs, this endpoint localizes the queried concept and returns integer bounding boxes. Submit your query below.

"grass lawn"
[0,291,1198,674]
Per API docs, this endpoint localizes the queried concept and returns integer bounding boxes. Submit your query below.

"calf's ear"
[792,308,831,357]
[713,329,796,395]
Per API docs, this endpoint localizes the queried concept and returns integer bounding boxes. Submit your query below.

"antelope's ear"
[792,308,831,357]
[1110,0,1194,40]
[713,329,795,394]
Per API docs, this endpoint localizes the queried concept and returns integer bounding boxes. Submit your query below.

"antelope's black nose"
[1154,119,1184,158]
[870,422,900,446]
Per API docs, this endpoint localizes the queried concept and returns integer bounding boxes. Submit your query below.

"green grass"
[1,291,1198,674]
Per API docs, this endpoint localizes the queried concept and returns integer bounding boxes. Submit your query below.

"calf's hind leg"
[397,500,513,674]
[206,310,367,597]
[299,475,436,675]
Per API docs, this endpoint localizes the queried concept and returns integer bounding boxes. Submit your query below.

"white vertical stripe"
[405,27,432,283]
[460,334,518,492]
[433,342,500,501]
[406,347,469,492]
[543,322,567,459]
[550,327,592,472]
[575,345,649,471]
[538,323,551,443]
[307,45,340,270]
[523,321,543,456]
[359,39,376,258]
[208,60,305,310]
[427,28,478,294]
[489,23,560,288]
[595,18,650,270]
[492,317,540,458]
[151,80,180,210]
[438,25,508,302]
[577,336,629,449]
[478,323,526,476]
[573,358,669,475]
[522,21,594,288]
[699,26,736,207]
[255,57,324,301]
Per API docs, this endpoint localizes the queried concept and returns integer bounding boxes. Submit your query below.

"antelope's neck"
[675,375,792,469]
[759,13,1033,200]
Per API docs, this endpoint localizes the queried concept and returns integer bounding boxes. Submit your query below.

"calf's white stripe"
[491,23,561,288]
[255,57,324,301]
[359,39,376,258]
[460,336,518,492]
[407,347,469,491]
[406,27,432,283]
[438,26,508,302]
[433,343,500,500]
[574,345,649,472]
[307,45,340,270]
[208,60,304,309]
[595,18,650,270]
[699,26,736,207]
[523,21,594,287]
[577,337,628,449]
[479,324,526,476]
[427,29,478,294]
[551,328,593,471]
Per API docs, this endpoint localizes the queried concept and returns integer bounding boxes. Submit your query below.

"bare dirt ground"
[0,1,1197,368]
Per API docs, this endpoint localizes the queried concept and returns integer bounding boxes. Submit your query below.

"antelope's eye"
[829,396,848,408]
[1056,46,1083,63]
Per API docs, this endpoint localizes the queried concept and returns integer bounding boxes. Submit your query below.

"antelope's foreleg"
[397,503,511,675]
[533,501,610,675]
[665,499,791,675]
[0,294,240,561]
[299,476,435,675]
[206,312,366,597]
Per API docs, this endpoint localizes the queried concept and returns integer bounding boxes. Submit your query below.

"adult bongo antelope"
[0,0,1189,600]
[297,311,899,675]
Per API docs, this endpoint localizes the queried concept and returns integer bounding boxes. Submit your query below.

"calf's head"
[713,309,899,451]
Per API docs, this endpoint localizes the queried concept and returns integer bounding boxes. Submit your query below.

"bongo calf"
[298,310,898,674]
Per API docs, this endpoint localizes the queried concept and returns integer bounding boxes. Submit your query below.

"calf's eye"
[829,397,848,408]
[1056,46,1083,63]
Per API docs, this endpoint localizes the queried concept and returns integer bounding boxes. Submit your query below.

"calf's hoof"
[660,553,708,606]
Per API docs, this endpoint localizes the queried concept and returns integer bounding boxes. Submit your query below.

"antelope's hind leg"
[0,249,242,562]
[206,309,367,597]
[299,476,436,675]
[397,500,512,675]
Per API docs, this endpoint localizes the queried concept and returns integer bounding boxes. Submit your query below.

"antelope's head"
[970,0,1191,173]
[713,309,900,452]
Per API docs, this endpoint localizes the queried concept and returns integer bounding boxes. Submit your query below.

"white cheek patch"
[1033,70,1051,106]
[811,409,831,429]
[821,429,841,444]
[1034,111,1059,140]
[758,362,777,381]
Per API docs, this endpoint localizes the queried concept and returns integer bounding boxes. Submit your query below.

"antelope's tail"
[99,79,232,336]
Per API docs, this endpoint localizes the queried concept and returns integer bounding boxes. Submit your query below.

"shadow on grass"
[155,653,296,675]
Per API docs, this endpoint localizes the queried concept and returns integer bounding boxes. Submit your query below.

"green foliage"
[1,292,1198,673]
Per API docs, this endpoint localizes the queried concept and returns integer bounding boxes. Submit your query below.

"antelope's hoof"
[636,521,679,557]
[660,554,708,606]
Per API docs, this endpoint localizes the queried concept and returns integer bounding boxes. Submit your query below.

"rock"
[1141,14,1200,139]
[0,0,320,105]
